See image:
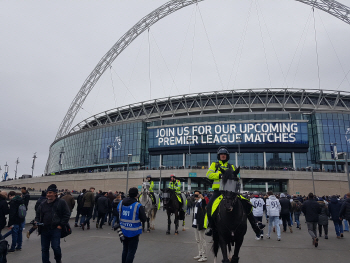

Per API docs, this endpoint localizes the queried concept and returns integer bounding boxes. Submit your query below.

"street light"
[187,138,193,169]
[306,166,316,195]
[14,158,19,180]
[236,136,242,167]
[159,165,165,194]
[126,154,132,193]
[4,162,9,181]
[31,152,37,177]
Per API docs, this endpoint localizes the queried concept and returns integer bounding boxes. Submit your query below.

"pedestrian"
[0,191,9,238]
[250,192,265,240]
[340,192,350,227]
[265,191,281,241]
[111,194,122,228]
[21,187,30,211]
[192,190,207,262]
[61,191,75,215]
[80,187,95,230]
[279,193,293,233]
[291,196,302,230]
[107,191,115,225]
[35,184,70,263]
[7,191,25,253]
[186,195,193,216]
[74,189,86,227]
[96,192,109,229]
[317,198,329,239]
[27,191,47,239]
[116,187,146,263]
[92,190,102,222]
[328,195,344,238]
[301,192,321,247]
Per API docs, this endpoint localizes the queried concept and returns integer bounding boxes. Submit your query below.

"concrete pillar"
[265,182,268,193]
[235,152,238,167]
[263,152,266,170]
[182,182,185,192]
[240,178,243,192]
[292,152,296,170]
[188,177,191,191]
[183,153,186,167]
[208,152,210,167]
[159,154,162,167]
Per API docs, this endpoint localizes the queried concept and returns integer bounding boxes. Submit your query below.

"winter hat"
[129,187,138,198]
[47,184,58,192]
[280,193,286,198]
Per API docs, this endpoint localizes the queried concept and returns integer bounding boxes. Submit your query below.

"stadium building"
[43,88,350,194]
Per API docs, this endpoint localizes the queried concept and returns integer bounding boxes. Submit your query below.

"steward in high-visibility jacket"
[168,175,181,194]
[206,161,237,191]
[146,175,156,205]
[116,187,147,261]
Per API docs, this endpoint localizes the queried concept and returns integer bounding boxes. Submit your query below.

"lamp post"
[236,136,242,166]
[14,158,19,180]
[107,145,113,172]
[306,166,316,195]
[126,154,132,193]
[31,152,37,177]
[4,162,9,181]
[187,138,192,169]
[159,165,165,194]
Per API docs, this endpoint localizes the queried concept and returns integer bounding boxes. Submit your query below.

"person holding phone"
[192,190,207,262]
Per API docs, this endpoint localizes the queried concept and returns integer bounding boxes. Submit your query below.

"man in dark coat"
[301,192,321,247]
[21,187,30,211]
[340,192,350,226]
[35,184,70,263]
[7,191,25,252]
[328,195,344,238]
[0,191,9,238]
[75,189,86,227]
[192,190,207,261]
[279,193,293,233]
[96,192,109,229]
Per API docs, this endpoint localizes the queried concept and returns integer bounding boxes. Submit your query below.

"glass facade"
[47,110,350,174]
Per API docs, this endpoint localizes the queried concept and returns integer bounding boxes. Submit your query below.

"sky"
[1,0,350,178]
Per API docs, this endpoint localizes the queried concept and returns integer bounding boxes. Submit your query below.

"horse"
[139,182,158,232]
[209,166,249,263]
[162,188,185,235]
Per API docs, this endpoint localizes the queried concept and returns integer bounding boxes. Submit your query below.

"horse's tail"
[212,229,220,257]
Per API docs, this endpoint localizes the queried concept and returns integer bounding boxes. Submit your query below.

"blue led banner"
[148,122,308,148]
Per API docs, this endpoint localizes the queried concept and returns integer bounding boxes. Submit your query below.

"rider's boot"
[247,213,265,236]
[231,256,240,263]
[205,228,213,236]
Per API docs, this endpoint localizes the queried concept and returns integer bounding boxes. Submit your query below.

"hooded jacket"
[0,195,9,229]
[266,195,281,217]
[318,201,329,225]
[8,195,25,226]
[328,197,342,221]
[97,195,109,214]
[279,197,292,215]
[301,198,321,222]
[340,198,350,220]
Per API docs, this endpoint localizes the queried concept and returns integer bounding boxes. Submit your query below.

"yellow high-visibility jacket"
[206,161,237,190]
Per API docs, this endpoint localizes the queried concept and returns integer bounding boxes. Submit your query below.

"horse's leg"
[232,236,244,263]
[219,235,229,263]
[152,208,157,230]
[213,229,220,263]
[182,216,186,231]
[147,217,150,232]
[174,210,179,235]
[228,244,232,261]
[166,212,171,235]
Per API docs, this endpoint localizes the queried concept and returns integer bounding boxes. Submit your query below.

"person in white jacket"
[266,191,281,241]
[251,193,265,240]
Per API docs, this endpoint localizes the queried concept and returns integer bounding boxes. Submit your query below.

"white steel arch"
[55,0,350,140]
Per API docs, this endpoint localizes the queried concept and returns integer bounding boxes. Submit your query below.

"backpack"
[295,201,302,212]
[18,204,27,219]
[0,239,8,263]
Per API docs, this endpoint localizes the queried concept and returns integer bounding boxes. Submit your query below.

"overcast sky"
[1,0,350,178]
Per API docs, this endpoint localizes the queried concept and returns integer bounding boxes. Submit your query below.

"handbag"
[61,223,72,239]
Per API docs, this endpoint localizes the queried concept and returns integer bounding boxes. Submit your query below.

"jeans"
[41,228,62,263]
[306,222,317,239]
[194,228,207,257]
[290,213,293,226]
[343,219,349,231]
[92,206,98,221]
[268,216,281,238]
[80,207,93,226]
[333,220,344,237]
[112,216,118,227]
[281,214,291,231]
[294,212,301,228]
[254,216,264,237]
[10,224,23,250]
[75,210,81,224]
[122,235,139,263]
[187,207,191,215]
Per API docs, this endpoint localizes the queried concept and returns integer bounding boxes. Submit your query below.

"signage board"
[189,173,197,177]
[148,121,308,148]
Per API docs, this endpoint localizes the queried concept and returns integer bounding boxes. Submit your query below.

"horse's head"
[142,182,150,194]
[221,190,239,212]
[221,166,240,192]
[161,188,174,206]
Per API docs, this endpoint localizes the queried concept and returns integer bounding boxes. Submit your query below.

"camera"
[113,223,125,242]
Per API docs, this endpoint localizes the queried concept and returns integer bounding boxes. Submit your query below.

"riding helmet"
[217,146,230,161]
[170,174,176,178]
[146,175,151,179]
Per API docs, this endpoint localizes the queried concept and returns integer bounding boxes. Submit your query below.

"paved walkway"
[5,210,350,263]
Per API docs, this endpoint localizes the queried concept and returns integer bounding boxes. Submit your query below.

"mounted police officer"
[146,175,156,205]
[205,146,264,237]
[168,175,186,212]
[117,187,146,263]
